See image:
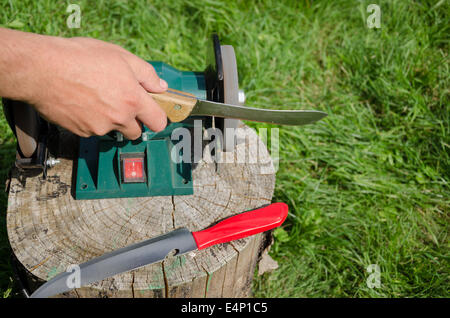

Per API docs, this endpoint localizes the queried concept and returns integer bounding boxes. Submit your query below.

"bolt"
[46,158,60,168]
[238,89,246,105]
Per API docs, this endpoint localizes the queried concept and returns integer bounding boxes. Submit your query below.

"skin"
[0,28,168,140]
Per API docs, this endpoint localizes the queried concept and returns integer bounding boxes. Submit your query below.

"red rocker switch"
[121,153,146,183]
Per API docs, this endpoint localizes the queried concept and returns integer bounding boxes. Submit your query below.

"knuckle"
[123,127,141,140]
[109,43,122,50]
[110,43,127,54]
[123,92,140,109]
[128,132,141,140]
[92,125,110,136]
[78,131,90,138]
[145,63,156,74]
[70,36,84,42]
[153,117,167,132]
[109,111,128,126]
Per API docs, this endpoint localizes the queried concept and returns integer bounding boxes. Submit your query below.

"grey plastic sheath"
[30,228,197,298]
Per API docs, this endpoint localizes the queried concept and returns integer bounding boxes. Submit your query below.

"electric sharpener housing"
[74,62,205,199]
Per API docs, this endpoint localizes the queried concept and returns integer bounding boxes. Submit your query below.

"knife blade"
[30,202,288,298]
[149,88,327,125]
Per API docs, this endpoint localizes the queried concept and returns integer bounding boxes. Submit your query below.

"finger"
[118,119,142,140]
[121,53,168,93]
[135,87,167,132]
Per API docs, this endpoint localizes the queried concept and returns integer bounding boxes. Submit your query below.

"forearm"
[0,28,48,101]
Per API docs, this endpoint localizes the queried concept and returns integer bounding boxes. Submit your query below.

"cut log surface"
[6,123,276,298]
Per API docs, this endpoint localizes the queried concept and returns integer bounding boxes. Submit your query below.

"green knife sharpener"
[75,35,236,200]
[1,34,239,200]
[74,61,207,199]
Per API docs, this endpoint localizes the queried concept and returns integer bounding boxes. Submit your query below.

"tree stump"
[6,122,276,297]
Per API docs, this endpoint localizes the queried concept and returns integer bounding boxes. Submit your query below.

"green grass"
[0,0,448,298]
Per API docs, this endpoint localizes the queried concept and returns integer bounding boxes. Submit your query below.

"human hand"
[0,29,168,139]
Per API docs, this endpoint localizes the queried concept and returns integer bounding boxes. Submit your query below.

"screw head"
[238,89,246,105]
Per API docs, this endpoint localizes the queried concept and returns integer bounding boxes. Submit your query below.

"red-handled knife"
[31,203,288,298]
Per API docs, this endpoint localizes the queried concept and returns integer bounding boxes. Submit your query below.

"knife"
[149,88,327,125]
[30,202,288,298]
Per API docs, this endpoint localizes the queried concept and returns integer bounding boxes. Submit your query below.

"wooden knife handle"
[148,88,198,122]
